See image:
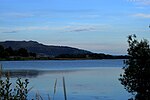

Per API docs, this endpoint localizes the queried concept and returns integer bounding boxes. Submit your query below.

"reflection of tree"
[119,35,150,100]
[2,70,40,78]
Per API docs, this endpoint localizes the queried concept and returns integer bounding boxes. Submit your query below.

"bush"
[119,35,150,100]
[0,67,29,100]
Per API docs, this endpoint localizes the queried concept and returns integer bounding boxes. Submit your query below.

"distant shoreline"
[0,57,128,61]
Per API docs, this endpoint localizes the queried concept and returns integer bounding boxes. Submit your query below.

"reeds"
[53,78,57,100]
[52,77,67,100]
[0,64,2,78]
[63,77,67,100]
[36,91,44,100]
[33,77,67,100]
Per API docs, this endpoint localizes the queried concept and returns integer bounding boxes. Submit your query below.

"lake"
[0,59,130,100]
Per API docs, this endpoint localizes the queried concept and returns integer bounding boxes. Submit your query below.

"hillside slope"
[0,41,92,57]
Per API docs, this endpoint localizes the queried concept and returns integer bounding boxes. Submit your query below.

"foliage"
[0,65,30,100]
[56,53,128,59]
[0,45,4,53]
[18,48,29,57]
[119,34,150,100]
[0,45,36,59]
[0,73,29,100]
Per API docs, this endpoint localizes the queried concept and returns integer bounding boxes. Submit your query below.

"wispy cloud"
[0,12,35,18]
[2,31,18,33]
[0,26,51,33]
[138,0,150,5]
[77,14,101,19]
[65,23,112,33]
[128,0,150,6]
[69,28,95,32]
[49,9,95,13]
[132,13,150,18]
[0,23,111,33]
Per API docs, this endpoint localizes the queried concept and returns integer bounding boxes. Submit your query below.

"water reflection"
[2,68,130,100]
[2,69,78,78]
[0,60,130,100]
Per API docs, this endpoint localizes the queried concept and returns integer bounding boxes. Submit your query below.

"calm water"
[0,59,130,100]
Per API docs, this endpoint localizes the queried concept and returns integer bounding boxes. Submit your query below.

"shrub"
[0,67,29,100]
[119,35,150,100]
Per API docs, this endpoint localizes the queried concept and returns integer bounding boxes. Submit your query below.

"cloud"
[0,12,34,18]
[69,28,96,32]
[128,0,150,6]
[49,9,95,13]
[0,26,50,33]
[133,13,150,18]
[0,23,111,34]
[64,23,112,33]
[70,28,95,32]
[78,14,101,19]
[138,0,150,5]
[2,31,18,33]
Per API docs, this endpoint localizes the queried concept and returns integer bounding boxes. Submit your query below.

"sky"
[0,0,150,55]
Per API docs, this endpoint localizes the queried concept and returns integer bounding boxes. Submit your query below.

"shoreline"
[0,57,127,61]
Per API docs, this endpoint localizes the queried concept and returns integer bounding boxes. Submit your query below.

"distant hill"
[0,41,92,57]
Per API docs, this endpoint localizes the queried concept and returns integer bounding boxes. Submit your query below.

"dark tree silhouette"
[17,48,29,57]
[0,45,37,60]
[29,52,36,57]
[0,45,4,58]
[0,45,9,58]
[5,47,14,56]
[119,35,150,100]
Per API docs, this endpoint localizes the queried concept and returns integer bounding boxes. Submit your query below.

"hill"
[0,41,92,57]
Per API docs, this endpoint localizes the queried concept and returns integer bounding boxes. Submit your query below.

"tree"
[17,48,29,57]
[5,47,14,56]
[29,52,36,57]
[0,45,4,53]
[0,45,4,58]
[119,34,150,100]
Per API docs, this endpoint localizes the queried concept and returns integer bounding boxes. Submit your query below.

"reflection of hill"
[2,70,40,78]
[2,70,77,78]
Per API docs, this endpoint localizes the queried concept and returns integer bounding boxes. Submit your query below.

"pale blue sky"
[0,0,150,54]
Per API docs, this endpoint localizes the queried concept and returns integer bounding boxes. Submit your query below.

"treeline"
[56,53,128,59]
[0,45,36,60]
[0,44,128,60]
